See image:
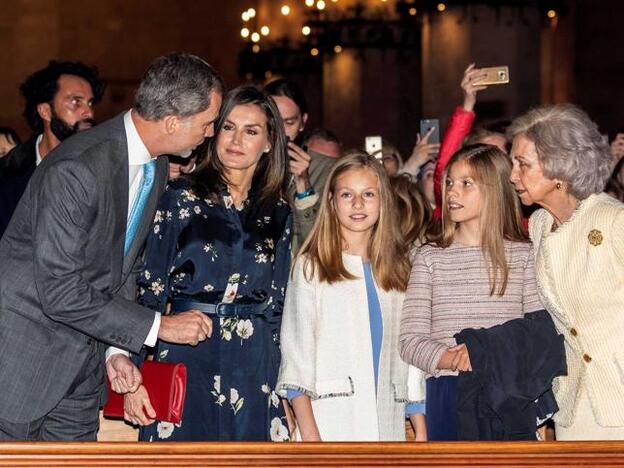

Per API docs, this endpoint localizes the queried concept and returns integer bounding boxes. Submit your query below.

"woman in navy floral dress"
[130,86,292,441]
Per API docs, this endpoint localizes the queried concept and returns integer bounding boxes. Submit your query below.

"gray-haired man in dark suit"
[0,53,223,441]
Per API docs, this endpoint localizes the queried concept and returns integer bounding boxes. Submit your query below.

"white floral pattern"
[203,243,218,262]
[157,421,175,439]
[149,280,164,296]
[211,375,226,406]
[270,417,290,442]
[261,383,280,409]
[236,319,254,341]
[230,388,245,415]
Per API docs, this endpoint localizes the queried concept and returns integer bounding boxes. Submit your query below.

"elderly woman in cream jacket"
[509,104,624,440]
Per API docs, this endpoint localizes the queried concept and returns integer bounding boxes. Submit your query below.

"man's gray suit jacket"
[0,113,167,423]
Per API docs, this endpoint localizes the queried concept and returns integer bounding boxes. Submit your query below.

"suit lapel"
[110,118,130,289]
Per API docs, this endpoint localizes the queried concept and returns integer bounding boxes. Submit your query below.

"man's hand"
[402,127,441,175]
[106,354,143,394]
[461,63,489,112]
[158,310,212,345]
[288,142,312,193]
[124,385,156,426]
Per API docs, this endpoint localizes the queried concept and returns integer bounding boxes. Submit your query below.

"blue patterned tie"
[124,160,156,255]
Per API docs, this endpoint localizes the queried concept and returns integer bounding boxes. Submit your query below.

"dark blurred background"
[1,0,622,154]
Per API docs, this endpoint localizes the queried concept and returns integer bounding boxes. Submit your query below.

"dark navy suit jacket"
[454,310,567,440]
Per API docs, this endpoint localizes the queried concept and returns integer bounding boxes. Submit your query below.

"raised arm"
[433,64,488,217]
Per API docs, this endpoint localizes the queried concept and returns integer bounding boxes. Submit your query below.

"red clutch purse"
[103,361,187,424]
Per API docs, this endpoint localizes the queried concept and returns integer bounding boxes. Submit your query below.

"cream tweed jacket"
[529,193,624,427]
[277,253,409,441]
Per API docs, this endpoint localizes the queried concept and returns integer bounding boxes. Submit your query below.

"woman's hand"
[461,64,489,112]
[437,344,472,372]
[402,127,440,175]
[124,385,157,426]
[448,344,472,372]
[288,142,312,193]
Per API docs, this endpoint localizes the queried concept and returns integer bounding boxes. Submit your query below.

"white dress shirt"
[106,110,161,361]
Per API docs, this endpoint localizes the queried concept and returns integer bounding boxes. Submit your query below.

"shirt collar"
[35,134,43,166]
[124,110,152,166]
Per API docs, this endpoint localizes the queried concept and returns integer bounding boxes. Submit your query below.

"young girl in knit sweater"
[399,144,542,441]
[277,151,422,441]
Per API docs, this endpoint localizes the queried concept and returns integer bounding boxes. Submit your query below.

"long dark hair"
[189,85,288,207]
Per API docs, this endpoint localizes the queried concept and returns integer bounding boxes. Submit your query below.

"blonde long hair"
[436,144,528,296]
[390,174,433,245]
[297,151,410,291]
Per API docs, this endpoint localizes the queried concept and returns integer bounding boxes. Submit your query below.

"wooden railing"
[2,441,624,467]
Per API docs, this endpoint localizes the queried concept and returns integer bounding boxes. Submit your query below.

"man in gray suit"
[0,53,223,441]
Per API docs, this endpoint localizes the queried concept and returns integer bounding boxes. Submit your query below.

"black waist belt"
[171,299,269,319]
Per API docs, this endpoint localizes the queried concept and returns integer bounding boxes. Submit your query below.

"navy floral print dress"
[137,178,292,442]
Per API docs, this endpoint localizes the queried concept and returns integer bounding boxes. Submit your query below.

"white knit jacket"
[277,253,409,441]
[529,193,624,427]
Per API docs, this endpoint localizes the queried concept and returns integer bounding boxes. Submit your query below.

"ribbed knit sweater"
[529,193,624,427]
[399,240,542,377]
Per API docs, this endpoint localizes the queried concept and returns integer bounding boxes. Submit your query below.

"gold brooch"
[588,229,603,246]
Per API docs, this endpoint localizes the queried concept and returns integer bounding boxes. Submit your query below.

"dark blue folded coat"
[454,309,567,440]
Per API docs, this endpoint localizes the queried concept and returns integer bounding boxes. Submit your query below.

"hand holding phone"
[419,119,440,145]
[472,66,509,86]
[402,125,441,175]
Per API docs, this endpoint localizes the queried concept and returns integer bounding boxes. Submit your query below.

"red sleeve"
[433,106,476,219]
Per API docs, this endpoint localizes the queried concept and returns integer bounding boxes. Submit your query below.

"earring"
[556,182,562,190]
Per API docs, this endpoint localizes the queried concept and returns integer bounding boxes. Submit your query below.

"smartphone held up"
[365,136,383,159]
[472,66,510,86]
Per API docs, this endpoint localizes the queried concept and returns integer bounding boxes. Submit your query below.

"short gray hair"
[507,104,612,199]
[134,53,224,121]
